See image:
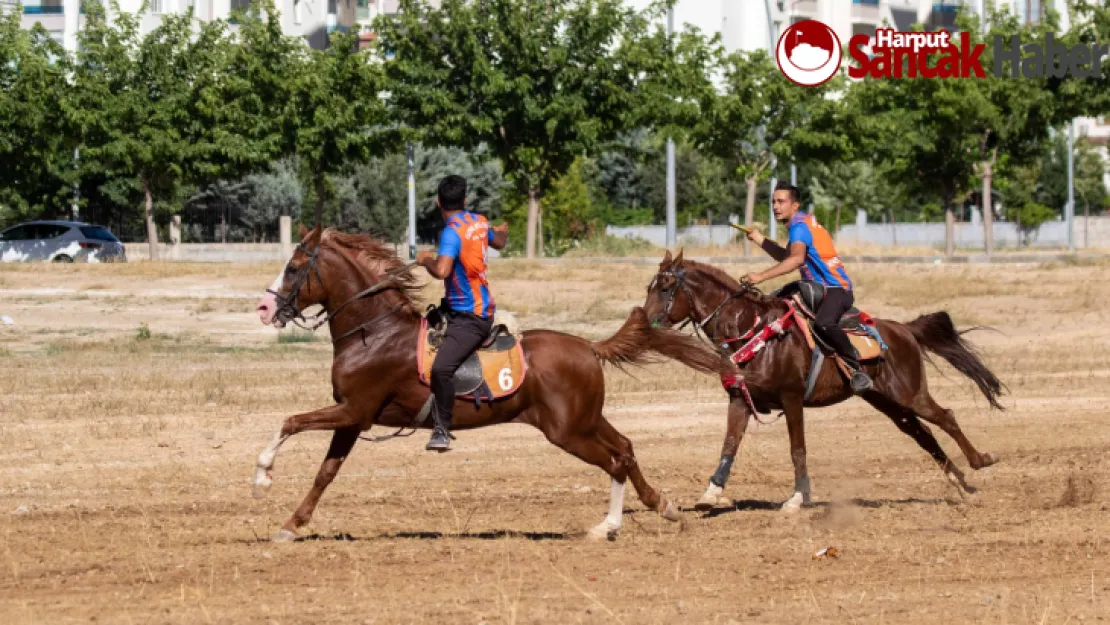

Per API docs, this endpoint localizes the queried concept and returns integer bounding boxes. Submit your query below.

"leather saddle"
[772,281,886,362]
[418,304,527,405]
[773,281,868,333]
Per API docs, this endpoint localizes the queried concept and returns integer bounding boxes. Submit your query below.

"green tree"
[375,0,645,257]
[72,4,220,259]
[694,50,841,255]
[287,30,395,226]
[0,12,76,223]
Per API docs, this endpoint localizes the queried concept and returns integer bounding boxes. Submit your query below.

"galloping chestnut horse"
[252,226,723,541]
[643,250,1005,511]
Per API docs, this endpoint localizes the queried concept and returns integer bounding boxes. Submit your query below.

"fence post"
[280,216,292,260]
[169,216,181,261]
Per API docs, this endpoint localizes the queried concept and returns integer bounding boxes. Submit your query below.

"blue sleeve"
[788,222,812,248]
[438,228,461,259]
[487,224,496,244]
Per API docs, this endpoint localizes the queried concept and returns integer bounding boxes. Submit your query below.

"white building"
[625,0,1105,189]
[6,0,404,52]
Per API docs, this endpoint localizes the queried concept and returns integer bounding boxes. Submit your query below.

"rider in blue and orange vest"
[417,175,510,451]
[743,181,873,394]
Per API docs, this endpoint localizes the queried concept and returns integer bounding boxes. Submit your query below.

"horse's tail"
[905,311,1006,410]
[590,307,722,375]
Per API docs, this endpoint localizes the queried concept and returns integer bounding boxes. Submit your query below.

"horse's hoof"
[252,472,273,499]
[781,492,804,513]
[694,484,731,511]
[659,500,682,523]
[586,523,619,541]
[977,452,999,469]
[272,529,298,542]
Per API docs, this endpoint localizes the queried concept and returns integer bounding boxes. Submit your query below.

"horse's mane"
[322,229,422,310]
[681,259,783,309]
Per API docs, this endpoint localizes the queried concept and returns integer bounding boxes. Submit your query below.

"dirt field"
[2,256,1109,624]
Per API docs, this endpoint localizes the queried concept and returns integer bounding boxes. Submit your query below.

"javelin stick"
[730,223,752,234]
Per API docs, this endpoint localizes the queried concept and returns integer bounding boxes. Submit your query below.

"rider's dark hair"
[775,181,801,204]
[437,175,467,212]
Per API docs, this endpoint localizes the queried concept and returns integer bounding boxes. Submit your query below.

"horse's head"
[258,224,327,328]
[643,249,696,328]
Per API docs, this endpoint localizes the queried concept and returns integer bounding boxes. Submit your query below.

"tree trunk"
[220,203,227,244]
[981,157,994,256]
[537,203,544,258]
[526,187,539,259]
[707,209,713,246]
[743,176,757,257]
[143,180,160,261]
[1084,200,1090,248]
[834,203,842,242]
[889,207,897,247]
[945,202,955,258]
[314,177,326,226]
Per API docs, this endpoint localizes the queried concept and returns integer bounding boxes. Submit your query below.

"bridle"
[648,265,757,346]
[267,240,417,343]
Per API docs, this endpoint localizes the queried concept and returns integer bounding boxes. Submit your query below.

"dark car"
[0,220,127,263]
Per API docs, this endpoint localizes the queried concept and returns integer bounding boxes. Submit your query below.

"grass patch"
[277,328,319,344]
[136,323,152,341]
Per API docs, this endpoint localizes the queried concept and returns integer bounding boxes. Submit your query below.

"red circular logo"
[775,19,842,87]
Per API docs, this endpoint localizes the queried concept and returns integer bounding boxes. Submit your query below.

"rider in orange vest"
[743,182,873,394]
[417,175,510,451]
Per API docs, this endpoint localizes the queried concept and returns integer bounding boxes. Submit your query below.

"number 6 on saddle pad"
[417,317,528,406]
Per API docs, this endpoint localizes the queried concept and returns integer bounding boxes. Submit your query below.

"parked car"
[0,220,127,263]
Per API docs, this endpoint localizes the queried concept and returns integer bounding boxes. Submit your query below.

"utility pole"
[665,5,676,249]
[1066,119,1075,252]
[407,143,417,260]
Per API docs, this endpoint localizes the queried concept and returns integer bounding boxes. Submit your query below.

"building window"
[294,0,303,24]
[150,0,163,13]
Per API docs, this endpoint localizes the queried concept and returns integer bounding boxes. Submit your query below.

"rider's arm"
[748,228,787,261]
[421,254,455,279]
[755,242,807,281]
[488,222,509,250]
[760,238,788,261]
[421,228,460,279]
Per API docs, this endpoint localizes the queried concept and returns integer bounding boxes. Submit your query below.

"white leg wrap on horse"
[781,491,804,512]
[587,479,624,539]
[696,482,730,508]
[252,430,289,499]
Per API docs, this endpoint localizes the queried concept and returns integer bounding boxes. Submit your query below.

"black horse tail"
[905,311,1006,410]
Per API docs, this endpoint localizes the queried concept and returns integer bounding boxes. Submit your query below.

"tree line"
[2,0,1109,258]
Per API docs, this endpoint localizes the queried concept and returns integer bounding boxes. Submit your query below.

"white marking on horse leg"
[781,491,804,513]
[587,479,625,540]
[695,482,730,509]
[252,429,289,499]
[272,529,298,542]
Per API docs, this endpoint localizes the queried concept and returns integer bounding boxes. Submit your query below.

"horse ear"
[298,223,309,239]
[661,249,673,267]
[674,248,684,264]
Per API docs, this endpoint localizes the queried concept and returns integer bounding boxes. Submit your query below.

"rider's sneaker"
[425,426,454,452]
[850,370,873,394]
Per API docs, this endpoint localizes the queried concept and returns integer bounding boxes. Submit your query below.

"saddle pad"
[849,333,883,361]
[417,319,528,400]
[798,315,883,362]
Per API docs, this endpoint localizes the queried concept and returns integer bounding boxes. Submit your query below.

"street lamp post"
[665,5,676,250]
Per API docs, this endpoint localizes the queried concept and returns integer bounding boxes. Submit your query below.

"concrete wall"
[608,214,1110,250]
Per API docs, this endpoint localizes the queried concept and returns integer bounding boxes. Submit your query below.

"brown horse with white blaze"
[642,250,1005,512]
[252,226,723,541]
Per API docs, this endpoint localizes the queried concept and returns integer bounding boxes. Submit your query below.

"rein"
[651,267,790,425]
[268,242,417,338]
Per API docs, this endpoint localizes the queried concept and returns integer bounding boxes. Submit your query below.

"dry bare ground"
[1,257,1109,624]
